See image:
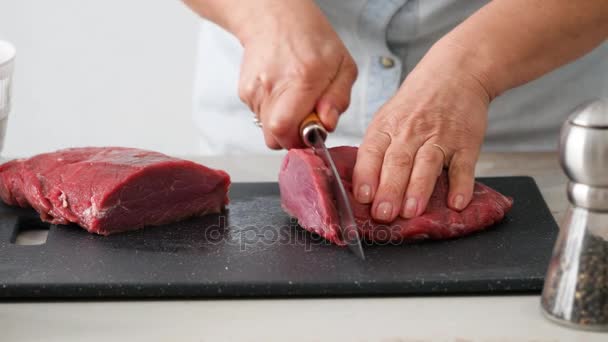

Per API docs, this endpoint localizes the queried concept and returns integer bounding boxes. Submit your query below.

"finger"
[238,78,281,149]
[262,82,324,149]
[400,143,445,218]
[371,138,421,222]
[262,127,282,150]
[352,127,391,205]
[315,101,340,133]
[447,149,478,211]
[238,54,267,115]
[315,57,358,132]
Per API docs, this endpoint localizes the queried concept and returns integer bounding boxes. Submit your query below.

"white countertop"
[1,153,606,341]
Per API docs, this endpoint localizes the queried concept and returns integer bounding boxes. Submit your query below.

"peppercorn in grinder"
[541,98,608,330]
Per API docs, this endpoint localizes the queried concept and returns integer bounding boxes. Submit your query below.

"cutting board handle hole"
[11,217,50,246]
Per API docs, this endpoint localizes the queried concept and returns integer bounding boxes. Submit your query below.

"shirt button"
[379,56,395,69]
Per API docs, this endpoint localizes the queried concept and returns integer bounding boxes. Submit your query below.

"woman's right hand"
[232,0,358,149]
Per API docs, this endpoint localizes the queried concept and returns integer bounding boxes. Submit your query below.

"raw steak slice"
[279,146,513,245]
[0,147,231,235]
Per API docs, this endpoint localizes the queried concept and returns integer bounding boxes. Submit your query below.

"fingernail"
[376,202,393,221]
[403,198,418,218]
[357,184,372,203]
[453,194,465,210]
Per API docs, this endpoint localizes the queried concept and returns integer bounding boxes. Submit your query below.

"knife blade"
[300,113,365,260]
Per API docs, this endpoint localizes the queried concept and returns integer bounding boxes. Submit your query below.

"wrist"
[428,36,502,102]
[229,0,317,47]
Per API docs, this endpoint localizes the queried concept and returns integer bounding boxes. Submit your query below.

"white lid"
[569,98,608,129]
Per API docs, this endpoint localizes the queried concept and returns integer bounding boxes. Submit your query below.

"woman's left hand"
[352,40,494,222]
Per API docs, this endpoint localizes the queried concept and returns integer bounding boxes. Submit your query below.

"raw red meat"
[0,147,230,235]
[279,146,513,245]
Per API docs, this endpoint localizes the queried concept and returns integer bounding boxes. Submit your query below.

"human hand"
[235,0,357,149]
[352,41,492,222]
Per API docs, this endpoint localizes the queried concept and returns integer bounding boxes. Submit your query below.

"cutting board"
[0,177,558,299]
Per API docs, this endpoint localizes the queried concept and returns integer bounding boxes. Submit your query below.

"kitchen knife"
[300,113,366,260]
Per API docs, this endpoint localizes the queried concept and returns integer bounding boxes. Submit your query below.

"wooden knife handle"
[300,112,328,147]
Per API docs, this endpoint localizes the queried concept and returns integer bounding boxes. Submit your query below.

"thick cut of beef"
[0,147,231,235]
[279,146,513,245]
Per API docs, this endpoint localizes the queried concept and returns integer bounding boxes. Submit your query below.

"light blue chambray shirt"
[193,0,608,155]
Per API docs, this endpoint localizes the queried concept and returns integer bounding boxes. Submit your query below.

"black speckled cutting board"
[0,177,558,299]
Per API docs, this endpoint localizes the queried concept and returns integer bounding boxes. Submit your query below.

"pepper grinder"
[541,98,608,330]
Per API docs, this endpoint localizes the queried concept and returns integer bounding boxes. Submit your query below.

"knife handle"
[300,112,328,147]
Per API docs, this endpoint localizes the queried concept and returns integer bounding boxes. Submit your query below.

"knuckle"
[378,178,404,198]
[378,113,401,130]
[408,115,434,134]
[377,115,405,139]
[450,160,475,176]
[238,81,255,103]
[418,149,442,165]
[240,72,273,100]
[257,72,273,93]
[384,150,414,169]
[344,56,358,79]
[266,116,291,138]
[366,125,393,144]
[408,175,431,191]
[291,58,324,82]
[361,143,386,158]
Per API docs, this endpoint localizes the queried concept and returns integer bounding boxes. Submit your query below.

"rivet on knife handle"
[300,112,328,147]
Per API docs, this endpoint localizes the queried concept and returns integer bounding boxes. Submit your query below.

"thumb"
[315,57,358,132]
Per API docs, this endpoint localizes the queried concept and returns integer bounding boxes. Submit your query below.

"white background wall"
[0,0,201,158]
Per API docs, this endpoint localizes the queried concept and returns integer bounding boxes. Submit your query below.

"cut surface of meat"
[0,147,231,235]
[279,146,513,245]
